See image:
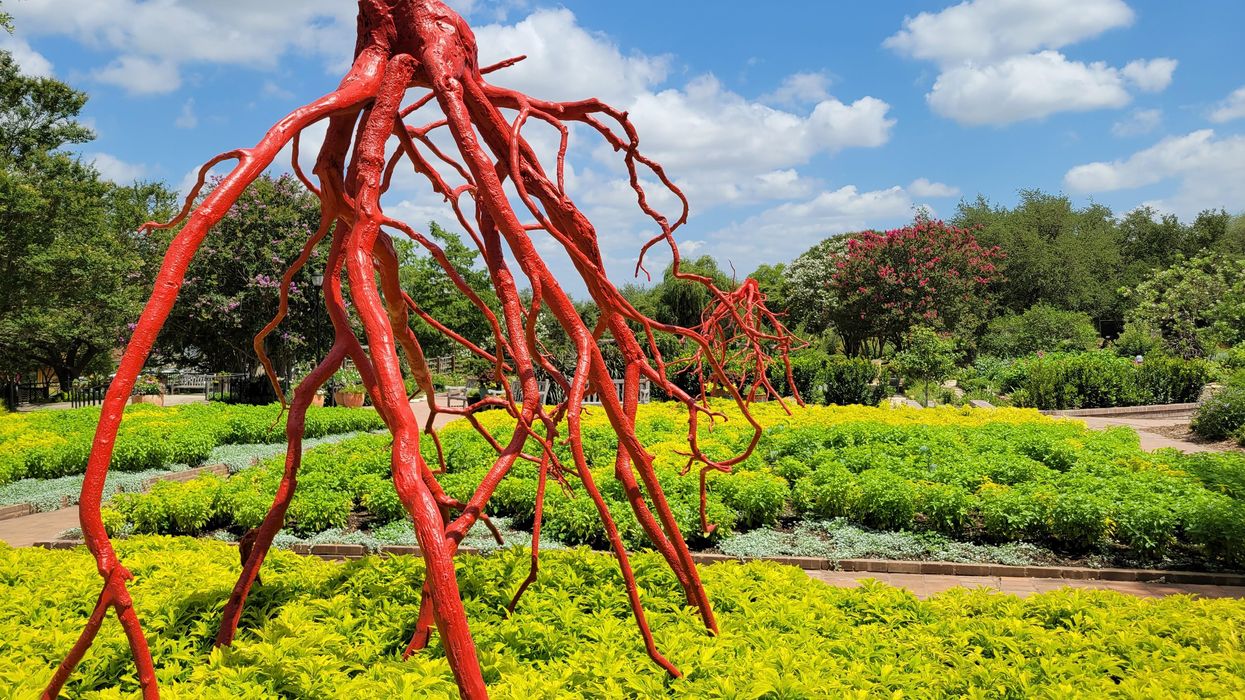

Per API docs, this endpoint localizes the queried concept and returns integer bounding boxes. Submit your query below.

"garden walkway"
[1075,415,1219,453]
[0,507,80,547]
[807,570,1245,599]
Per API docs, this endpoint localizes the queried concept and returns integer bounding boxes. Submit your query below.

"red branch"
[45,3,804,698]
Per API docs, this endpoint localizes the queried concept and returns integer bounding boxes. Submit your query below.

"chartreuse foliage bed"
[0,402,384,485]
[2,537,1243,698]
[105,403,1245,568]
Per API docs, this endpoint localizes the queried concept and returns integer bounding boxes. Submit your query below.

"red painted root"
[48,2,803,698]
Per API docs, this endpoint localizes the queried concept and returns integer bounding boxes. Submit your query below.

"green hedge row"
[0,402,384,484]
[104,402,1245,568]
[993,351,1213,409]
[105,431,750,548]
[767,420,1245,565]
[4,538,1245,697]
[768,350,885,405]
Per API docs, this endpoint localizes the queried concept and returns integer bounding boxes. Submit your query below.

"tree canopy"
[0,46,175,387]
[153,174,326,374]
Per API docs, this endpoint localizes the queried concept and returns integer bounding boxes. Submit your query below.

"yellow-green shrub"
[3,538,1245,698]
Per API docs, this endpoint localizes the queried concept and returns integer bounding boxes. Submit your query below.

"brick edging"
[0,503,33,521]
[30,539,1245,586]
[0,464,230,522]
[687,553,1245,586]
[1041,403,1199,418]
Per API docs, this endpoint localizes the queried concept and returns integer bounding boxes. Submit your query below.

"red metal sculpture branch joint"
[44,3,801,698]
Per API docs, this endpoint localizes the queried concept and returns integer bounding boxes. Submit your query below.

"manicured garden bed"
[4,537,1244,697]
[100,403,1245,572]
[0,402,385,484]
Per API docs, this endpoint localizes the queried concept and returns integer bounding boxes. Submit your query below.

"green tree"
[953,190,1123,322]
[0,52,92,163]
[652,255,735,329]
[400,221,500,359]
[980,304,1100,358]
[154,174,326,373]
[1218,213,1245,255]
[748,262,788,314]
[892,326,957,407]
[1124,255,1245,358]
[0,42,174,388]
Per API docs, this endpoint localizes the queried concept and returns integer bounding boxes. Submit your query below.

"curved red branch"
[50,3,805,698]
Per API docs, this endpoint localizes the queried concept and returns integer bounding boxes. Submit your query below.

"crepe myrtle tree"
[46,3,801,699]
[828,218,1003,354]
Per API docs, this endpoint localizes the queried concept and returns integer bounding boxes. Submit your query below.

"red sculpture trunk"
[43,2,800,698]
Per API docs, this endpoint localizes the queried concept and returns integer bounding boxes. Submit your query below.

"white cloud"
[927,51,1131,125]
[474,8,670,106]
[8,1,358,94]
[1110,108,1162,137]
[762,72,833,106]
[1063,129,1245,216]
[1209,85,1245,124]
[886,1,1174,126]
[679,239,707,255]
[884,0,1134,65]
[175,98,198,129]
[93,55,181,95]
[0,34,54,77]
[1121,58,1177,92]
[626,75,893,174]
[706,185,914,263]
[86,152,146,183]
[908,178,960,198]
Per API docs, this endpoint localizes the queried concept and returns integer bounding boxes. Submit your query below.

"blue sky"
[4,0,1244,293]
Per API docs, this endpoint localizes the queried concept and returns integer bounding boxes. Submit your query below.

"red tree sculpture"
[44,3,800,698]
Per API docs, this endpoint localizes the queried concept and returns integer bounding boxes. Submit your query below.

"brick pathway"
[0,506,80,547]
[808,570,1245,599]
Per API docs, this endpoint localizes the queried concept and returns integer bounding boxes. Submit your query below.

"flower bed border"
[30,540,1245,586]
[1040,403,1199,418]
[0,464,230,522]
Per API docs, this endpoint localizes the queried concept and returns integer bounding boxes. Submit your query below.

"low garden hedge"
[0,402,384,485]
[3,538,1244,697]
[104,402,1245,569]
[992,351,1213,410]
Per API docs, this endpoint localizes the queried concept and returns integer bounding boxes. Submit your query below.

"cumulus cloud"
[927,51,1131,125]
[1110,108,1162,137]
[8,0,358,94]
[1209,85,1245,124]
[474,9,670,105]
[908,178,960,198]
[1064,129,1245,216]
[48,3,899,289]
[625,76,893,174]
[0,34,54,77]
[86,152,146,183]
[706,185,914,264]
[884,0,1134,65]
[93,55,182,95]
[761,72,833,106]
[886,0,1174,126]
[1121,58,1177,92]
